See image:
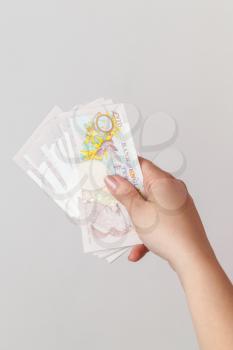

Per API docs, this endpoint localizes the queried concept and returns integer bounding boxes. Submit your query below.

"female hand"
[105,157,233,350]
[104,157,214,272]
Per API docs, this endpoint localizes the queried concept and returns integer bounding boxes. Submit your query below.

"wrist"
[172,240,218,282]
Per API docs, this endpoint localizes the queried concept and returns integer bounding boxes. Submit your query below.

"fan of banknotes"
[14,98,144,263]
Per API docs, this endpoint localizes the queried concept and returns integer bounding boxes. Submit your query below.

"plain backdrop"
[1,1,233,349]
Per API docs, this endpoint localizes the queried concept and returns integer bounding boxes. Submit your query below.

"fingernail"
[128,253,133,261]
[128,253,135,262]
[104,176,118,191]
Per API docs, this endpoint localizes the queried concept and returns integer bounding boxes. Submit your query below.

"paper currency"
[14,99,143,263]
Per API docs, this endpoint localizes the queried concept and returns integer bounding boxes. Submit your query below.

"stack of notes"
[14,98,143,263]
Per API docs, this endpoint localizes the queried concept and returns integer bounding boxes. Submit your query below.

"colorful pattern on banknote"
[70,103,143,191]
[65,103,143,251]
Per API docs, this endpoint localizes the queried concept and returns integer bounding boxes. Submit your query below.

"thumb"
[104,175,158,235]
[104,175,145,216]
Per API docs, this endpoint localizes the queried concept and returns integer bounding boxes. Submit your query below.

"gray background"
[1,1,233,349]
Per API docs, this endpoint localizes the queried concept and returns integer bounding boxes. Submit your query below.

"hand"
[105,157,233,350]
[104,157,214,272]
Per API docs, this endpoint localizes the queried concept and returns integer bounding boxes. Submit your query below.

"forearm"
[105,161,233,349]
[177,248,233,350]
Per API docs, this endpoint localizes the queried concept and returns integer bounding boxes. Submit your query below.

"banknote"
[14,100,128,261]
[59,102,143,252]
[37,103,143,253]
[13,99,143,262]
[31,103,142,254]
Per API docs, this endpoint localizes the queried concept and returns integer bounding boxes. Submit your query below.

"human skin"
[104,157,233,350]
